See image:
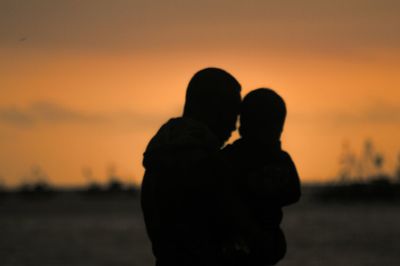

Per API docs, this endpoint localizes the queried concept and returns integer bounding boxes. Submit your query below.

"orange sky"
[1,0,400,186]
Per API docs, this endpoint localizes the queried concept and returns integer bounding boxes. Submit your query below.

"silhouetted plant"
[339,139,389,182]
[357,139,378,180]
[17,181,55,199]
[394,153,400,182]
[0,177,6,199]
[82,166,97,184]
[84,182,103,195]
[316,139,399,202]
[126,183,139,197]
[105,178,124,193]
[338,141,357,182]
[16,166,56,199]
[104,164,128,195]
[81,166,103,196]
[31,165,48,183]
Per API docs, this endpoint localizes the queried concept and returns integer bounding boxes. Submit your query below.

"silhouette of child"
[222,88,301,266]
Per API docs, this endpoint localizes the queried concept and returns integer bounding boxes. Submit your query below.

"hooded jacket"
[141,117,227,266]
[222,138,301,266]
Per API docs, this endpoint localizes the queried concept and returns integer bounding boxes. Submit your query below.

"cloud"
[329,103,400,125]
[290,102,400,126]
[30,102,105,124]
[0,107,33,126]
[2,101,399,131]
[0,102,166,130]
[362,103,400,124]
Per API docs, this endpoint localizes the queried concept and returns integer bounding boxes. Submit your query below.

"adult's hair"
[183,67,241,119]
[183,68,241,144]
[239,88,286,139]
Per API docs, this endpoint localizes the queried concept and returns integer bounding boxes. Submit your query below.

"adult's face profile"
[183,67,241,145]
[211,100,240,143]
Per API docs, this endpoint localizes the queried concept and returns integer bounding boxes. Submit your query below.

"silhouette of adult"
[141,68,241,266]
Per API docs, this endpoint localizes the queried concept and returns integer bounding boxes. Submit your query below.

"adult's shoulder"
[279,149,294,162]
[220,138,245,161]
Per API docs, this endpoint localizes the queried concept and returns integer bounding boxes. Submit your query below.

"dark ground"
[0,192,399,266]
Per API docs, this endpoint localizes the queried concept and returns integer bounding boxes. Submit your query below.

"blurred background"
[1,1,399,265]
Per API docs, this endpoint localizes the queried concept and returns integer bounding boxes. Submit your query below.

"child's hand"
[234,240,250,254]
[222,240,250,256]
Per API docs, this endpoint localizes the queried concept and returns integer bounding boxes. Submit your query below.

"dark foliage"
[16,182,56,200]
[313,177,400,202]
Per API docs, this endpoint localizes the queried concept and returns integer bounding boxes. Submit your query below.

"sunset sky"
[1,0,400,186]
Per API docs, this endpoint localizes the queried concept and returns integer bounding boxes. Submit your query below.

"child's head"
[239,88,286,142]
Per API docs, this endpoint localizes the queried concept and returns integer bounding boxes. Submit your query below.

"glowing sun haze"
[1,0,400,186]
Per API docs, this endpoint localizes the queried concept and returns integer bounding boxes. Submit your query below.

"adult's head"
[239,88,286,142]
[183,67,241,146]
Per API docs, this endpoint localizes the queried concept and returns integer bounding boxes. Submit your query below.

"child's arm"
[216,150,267,257]
[246,152,301,206]
[219,165,264,244]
